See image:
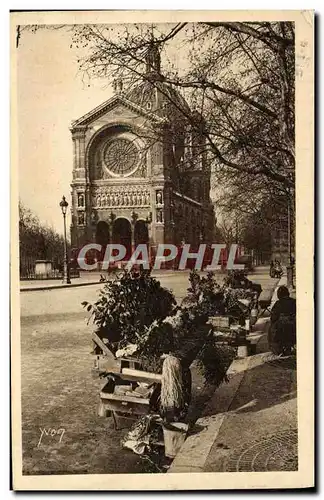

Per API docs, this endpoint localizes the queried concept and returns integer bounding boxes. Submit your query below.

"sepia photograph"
[11,10,314,490]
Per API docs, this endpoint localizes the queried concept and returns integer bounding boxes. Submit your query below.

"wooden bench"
[258,289,273,317]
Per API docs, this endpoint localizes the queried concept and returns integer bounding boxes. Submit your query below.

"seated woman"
[269,286,296,355]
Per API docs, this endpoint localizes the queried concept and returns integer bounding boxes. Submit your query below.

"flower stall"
[83,268,259,459]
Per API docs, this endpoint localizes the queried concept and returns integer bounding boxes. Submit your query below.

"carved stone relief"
[156,209,164,223]
[92,187,151,209]
[77,193,85,207]
[156,190,163,205]
[91,210,98,225]
[78,212,85,225]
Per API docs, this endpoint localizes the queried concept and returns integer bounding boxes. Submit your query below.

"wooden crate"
[99,377,160,430]
[100,392,150,416]
[91,329,164,429]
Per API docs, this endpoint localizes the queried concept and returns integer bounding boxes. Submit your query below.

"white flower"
[163,309,183,328]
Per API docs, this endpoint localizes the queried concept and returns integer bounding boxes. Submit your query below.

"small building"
[35,260,52,277]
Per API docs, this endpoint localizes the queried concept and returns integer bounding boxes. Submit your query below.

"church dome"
[127,80,191,121]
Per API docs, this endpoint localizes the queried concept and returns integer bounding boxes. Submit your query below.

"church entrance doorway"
[96,221,110,246]
[134,220,149,246]
[95,221,110,265]
[112,218,132,260]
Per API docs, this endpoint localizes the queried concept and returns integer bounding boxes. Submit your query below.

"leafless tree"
[67,22,294,190]
[19,202,68,277]
[18,22,295,244]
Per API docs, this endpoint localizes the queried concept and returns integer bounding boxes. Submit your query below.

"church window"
[103,138,139,176]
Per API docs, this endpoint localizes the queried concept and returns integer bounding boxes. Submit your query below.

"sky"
[17,27,115,234]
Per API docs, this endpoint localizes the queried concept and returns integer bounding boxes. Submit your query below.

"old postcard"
[11,10,314,490]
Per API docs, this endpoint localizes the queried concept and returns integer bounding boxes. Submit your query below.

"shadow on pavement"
[203,355,297,418]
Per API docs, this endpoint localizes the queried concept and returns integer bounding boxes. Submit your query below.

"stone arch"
[86,122,148,182]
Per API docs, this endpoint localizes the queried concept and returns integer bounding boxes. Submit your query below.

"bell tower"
[145,41,161,77]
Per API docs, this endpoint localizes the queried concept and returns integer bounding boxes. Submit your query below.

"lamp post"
[59,195,71,284]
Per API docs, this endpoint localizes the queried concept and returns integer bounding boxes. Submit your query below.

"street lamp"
[59,195,71,284]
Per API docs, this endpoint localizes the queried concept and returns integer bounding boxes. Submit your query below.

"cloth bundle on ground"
[121,414,162,455]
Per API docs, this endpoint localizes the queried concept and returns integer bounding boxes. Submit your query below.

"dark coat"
[271,297,296,322]
[270,297,296,347]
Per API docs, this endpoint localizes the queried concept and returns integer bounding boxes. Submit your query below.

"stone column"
[70,125,88,248]
[131,211,138,255]
[71,125,87,180]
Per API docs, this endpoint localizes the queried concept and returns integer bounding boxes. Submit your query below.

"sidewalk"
[169,274,298,473]
[20,276,102,292]
[20,266,281,292]
[19,269,184,292]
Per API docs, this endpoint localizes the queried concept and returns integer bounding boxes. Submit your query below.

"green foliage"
[182,270,226,318]
[84,268,250,386]
[224,269,248,287]
[184,269,252,318]
[82,268,176,352]
[196,341,237,386]
[135,320,176,373]
[184,269,254,324]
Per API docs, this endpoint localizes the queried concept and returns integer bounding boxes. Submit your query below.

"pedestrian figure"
[269,285,296,355]
[273,260,283,278]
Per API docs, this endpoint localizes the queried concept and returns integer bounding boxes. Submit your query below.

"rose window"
[103,138,139,176]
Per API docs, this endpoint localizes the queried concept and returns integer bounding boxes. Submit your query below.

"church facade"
[70,47,215,263]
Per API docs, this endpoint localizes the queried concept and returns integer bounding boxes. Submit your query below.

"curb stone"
[20,281,102,292]
[20,272,181,292]
[168,357,250,473]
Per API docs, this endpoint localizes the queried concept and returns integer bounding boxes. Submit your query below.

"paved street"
[203,347,297,473]
[21,288,144,475]
[20,268,278,475]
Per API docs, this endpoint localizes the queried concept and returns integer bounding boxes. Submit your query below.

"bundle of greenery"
[82,268,176,355]
[83,269,236,393]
